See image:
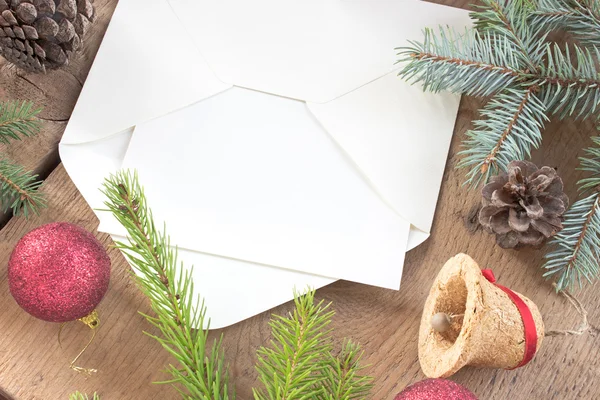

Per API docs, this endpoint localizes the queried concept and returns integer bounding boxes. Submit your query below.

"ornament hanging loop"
[57,310,100,376]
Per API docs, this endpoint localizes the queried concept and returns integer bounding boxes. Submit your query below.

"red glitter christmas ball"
[394,379,478,400]
[8,222,111,323]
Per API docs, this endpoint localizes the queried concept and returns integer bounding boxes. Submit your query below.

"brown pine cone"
[0,0,94,73]
[479,160,569,249]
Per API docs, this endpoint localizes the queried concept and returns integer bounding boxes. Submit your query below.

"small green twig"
[0,100,42,144]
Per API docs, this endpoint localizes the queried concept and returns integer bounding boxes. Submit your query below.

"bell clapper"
[431,312,465,333]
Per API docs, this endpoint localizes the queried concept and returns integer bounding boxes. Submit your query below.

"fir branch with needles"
[317,340,373,400]
[544,136,600,291]
[253,289,335,400]
[457,87,548,186]
[102,170,233,400]
[397,0,600,186]
[0,158,45,217]
[533,0,600,49]
[0,100,42,144]
[254,289,373,400]
[0,100,45,217]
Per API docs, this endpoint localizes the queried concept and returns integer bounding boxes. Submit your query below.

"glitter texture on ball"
[394,379,478,400]
[8,222,111,323]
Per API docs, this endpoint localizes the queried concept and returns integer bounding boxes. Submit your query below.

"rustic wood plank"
[0,164,178,399]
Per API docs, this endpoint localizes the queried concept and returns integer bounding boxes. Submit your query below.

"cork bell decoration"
[419,253,545,378]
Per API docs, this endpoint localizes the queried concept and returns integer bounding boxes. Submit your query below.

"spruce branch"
[0,100,42,144]
[316,340,373,400]
[537,43,600,119]
[458,87,548,186]
[253,289,373,400]
[543,136,600,291]
[397,28,526,97]
[102,170,233,400]
[471,0,546,72]
[253,289,334,400]
[398,1,600,187]
[533,0,600,49]
[0,158,45,217]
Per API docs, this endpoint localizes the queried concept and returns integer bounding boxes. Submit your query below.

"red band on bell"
[481,269,538,369]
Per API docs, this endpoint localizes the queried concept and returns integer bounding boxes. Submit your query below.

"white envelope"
[59,0,470,328]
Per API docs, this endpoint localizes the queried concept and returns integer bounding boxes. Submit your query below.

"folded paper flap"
[168,0,470,104]
[308,73,463,234]
[59,129,134,214]
[121,87,410,289]
[61,0,229,145]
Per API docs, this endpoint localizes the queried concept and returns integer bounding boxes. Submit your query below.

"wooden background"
[1,0,599,399]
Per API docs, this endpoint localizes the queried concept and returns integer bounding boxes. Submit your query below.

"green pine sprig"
[543,136,600,291]
[0,158,45,217]
[0,100,42,144]
[254,289,373,400]
[317,339,373,400]
[253,289,334,400]
[397,27,525,98]
[102,170,233,400]
[533,0,600,49]
[471,0,546,72]
[538,43,600,119]
[458,87,548,187]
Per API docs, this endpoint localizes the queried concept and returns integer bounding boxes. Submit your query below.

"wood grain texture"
[1,0,600,399]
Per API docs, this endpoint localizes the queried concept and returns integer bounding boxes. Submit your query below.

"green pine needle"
[537,43,600,119]
[458,87,548,187]
[316,340,374,400]
[397,27,525,97]
[0,158,45,217]
[0,100,42,144]
[69,393,100,400]
[471,0,546,72]
[102,170,233,400]
[543,136,600,291]
[253,289,373,400]
[253,289,334,400]
[398,0,600,187]
[533,0,600,49]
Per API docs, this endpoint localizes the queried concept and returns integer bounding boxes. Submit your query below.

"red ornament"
[8,222,111,323]
[395,379,478,400]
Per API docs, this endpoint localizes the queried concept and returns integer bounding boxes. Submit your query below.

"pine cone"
[479,160,569,249]
[0,0,94,73]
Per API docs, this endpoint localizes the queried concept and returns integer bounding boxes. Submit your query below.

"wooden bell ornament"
[419,254,545,378]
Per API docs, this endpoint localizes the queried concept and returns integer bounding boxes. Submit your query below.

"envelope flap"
[61,0,229,145]
[168,0,470,104]
[308,73,463,235]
